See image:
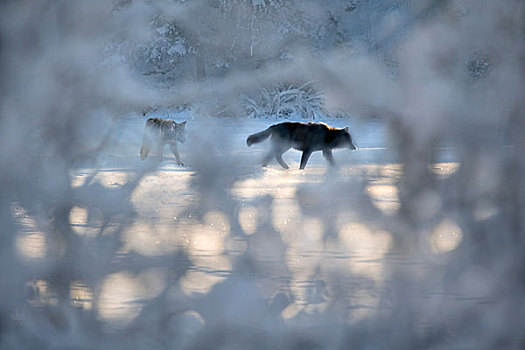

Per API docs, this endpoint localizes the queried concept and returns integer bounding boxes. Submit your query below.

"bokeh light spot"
[97,273,144,328]
[238,205,258,235]
[429,218,463,254]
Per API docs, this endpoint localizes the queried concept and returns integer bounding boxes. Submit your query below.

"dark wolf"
[140,118,187,165]
[246,121,356,169]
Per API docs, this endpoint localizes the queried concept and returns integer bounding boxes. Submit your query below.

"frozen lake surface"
[14,115,468,337]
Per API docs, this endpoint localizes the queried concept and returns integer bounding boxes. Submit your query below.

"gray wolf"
[246,121,356,169]
[140,118,186,165]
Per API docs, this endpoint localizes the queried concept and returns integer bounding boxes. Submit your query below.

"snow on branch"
[242,82,327,119]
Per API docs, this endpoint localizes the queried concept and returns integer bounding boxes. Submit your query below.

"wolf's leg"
[299,150,312,169]
[262,141,277,167]
[322,150,336,167]
[264,144,289,169]
[276,154,289,169]
[140,135,152,160]
[170,143,184,166]
[262,151,274,167]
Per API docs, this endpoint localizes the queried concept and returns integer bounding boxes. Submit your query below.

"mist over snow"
[1,0,525,349]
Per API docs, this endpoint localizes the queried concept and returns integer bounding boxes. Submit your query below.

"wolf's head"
[168,120,187,143]
[337,127,357,150]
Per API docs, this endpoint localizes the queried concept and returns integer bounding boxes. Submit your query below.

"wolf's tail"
[246,127,272,146]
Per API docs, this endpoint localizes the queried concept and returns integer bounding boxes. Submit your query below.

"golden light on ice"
[339,223,392,258]
[180,270,226,295]
[429,218,463,254]
[203,211,230,236]
[430,162,460,178]
[272,198,301,236]
[97,272,145,327]
[70,205,89,226]
[188,211,230,253]
[16,232,47,260]
[70,205,102,237]
[281,303,302,320]
[338,222,393,280]
[302,217,324,243]
[70,281,93,310]
[365,184,400,214]
[181,211,232,295]
[238,206,258,235]
[12,205,48,260]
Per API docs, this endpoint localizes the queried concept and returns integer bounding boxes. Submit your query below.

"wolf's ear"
[344,126,349,132]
